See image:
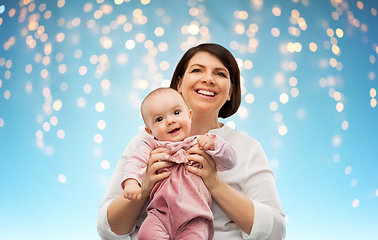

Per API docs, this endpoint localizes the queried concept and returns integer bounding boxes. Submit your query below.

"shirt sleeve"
[240,142,286,240]
[97,131,148,240]
[121,137,155,188]
[205,133,237,171]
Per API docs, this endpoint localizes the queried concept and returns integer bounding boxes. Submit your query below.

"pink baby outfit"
[121,134,237,240]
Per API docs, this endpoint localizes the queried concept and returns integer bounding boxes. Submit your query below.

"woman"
[97,43,286,239]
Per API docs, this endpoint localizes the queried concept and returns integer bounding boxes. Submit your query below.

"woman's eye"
[156,117,163,122]
[191,69,200,73]
[174,110,181,115]
[216,72,226,77]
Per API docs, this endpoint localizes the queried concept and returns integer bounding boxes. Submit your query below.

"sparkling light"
[101,79,111,89]
[370,88,377,98]
[278,125,287,135]
[154,27,164,36]
[77,97,86,107]
[43,122,51,132]
[94,134,103,143]
[280,93,289,104]
[95,102,105,112]
[332,153,340,163]
[237,106,248,118]
[270,101,279,111]
[101,160,110,169]
[53,99,63,111]
[371,98,377,108]
[58,174,66,183]
[57,129,65,139]
[125,39,135,49]
[245,93,255,103]
[139,79,149,89]
[97,120,106,130]
[272,5,281,16]
[336,102,344,112]
[271,28,280,37]
[332,135,342,147]
[50,116,58,126]
[342,121,349,130]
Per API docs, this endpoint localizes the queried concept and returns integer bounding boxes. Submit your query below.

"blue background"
[0,0,377,239]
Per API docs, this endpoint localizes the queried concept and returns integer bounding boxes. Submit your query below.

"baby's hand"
[123,179,142,201]
[197,135,215,151]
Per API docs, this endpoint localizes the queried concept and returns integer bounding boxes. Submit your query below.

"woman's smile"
[196,89,216,97]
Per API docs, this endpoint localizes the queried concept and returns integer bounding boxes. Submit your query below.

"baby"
[121,88,237,240]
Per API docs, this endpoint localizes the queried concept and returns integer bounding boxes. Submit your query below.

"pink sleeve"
[121,137,157,188]
[205,133,237,171]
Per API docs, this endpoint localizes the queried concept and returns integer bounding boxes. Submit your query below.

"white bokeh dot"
[77,97,86,107]
[270,159,279,168]
[83,84,92,93]
[345,166,352,175]
[4,90,10,99]
[270,101,278,111]
[43,122,51,131]
[97,120,106,130]
[237,106,248,118]
[96,102,105,112]
[57,129,65,139]
[50,116,58,126]
[94,133,103,143]
[278,125,287,135]
[58,174,66,183]
[332,135,342,147]
[280,93,289,104]
[333,153,340,163]
[352,199,359,208]
[101,160,110,170]
[342,121,349,130]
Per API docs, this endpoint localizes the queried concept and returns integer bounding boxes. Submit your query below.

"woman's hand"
[185,145,221,192]
[140,147,172,198]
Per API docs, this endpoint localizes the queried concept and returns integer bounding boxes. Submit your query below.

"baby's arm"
[204,133,237,171]
[197,134,215,151]
[123,179,142,201]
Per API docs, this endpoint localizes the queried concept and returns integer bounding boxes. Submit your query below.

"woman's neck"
[189,112,220,136]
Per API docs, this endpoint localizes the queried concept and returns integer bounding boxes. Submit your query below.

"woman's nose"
[201,73,215,85]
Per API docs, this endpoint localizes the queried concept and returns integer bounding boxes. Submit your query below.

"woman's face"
[177,51,231,117]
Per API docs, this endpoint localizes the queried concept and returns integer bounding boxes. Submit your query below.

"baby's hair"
[140,87,187,123]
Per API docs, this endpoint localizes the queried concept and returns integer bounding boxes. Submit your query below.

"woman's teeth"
[197,90,215,96]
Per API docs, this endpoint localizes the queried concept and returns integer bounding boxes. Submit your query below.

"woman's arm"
[107,152,172,235]
[185,145,254,233]
[186,142,285,239]
[97,132,171,239]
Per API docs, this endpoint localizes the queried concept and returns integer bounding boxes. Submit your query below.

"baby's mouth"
[196,89,216,97]
[169,128,180,134]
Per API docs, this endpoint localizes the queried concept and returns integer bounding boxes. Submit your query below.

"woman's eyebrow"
[189,63,229,73]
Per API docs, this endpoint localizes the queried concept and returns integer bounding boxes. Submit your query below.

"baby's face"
[143,90,192,142]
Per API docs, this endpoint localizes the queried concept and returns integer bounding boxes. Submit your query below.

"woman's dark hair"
[170,43,241,119]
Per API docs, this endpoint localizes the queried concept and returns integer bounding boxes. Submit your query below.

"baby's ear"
[145,127,153,135]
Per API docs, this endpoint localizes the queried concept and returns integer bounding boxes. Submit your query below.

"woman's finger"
[187,145,215,168]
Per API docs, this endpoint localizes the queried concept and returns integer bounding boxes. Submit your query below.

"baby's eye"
[174,110,181,115]
[156,117,163,122]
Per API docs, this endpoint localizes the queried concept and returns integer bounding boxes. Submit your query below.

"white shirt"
[97,125,286,240]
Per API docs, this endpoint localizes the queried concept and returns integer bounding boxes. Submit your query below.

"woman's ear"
[188,109,193,123]
[177,77,182,93]
[145,126,153,135]
[227,86,232,101]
